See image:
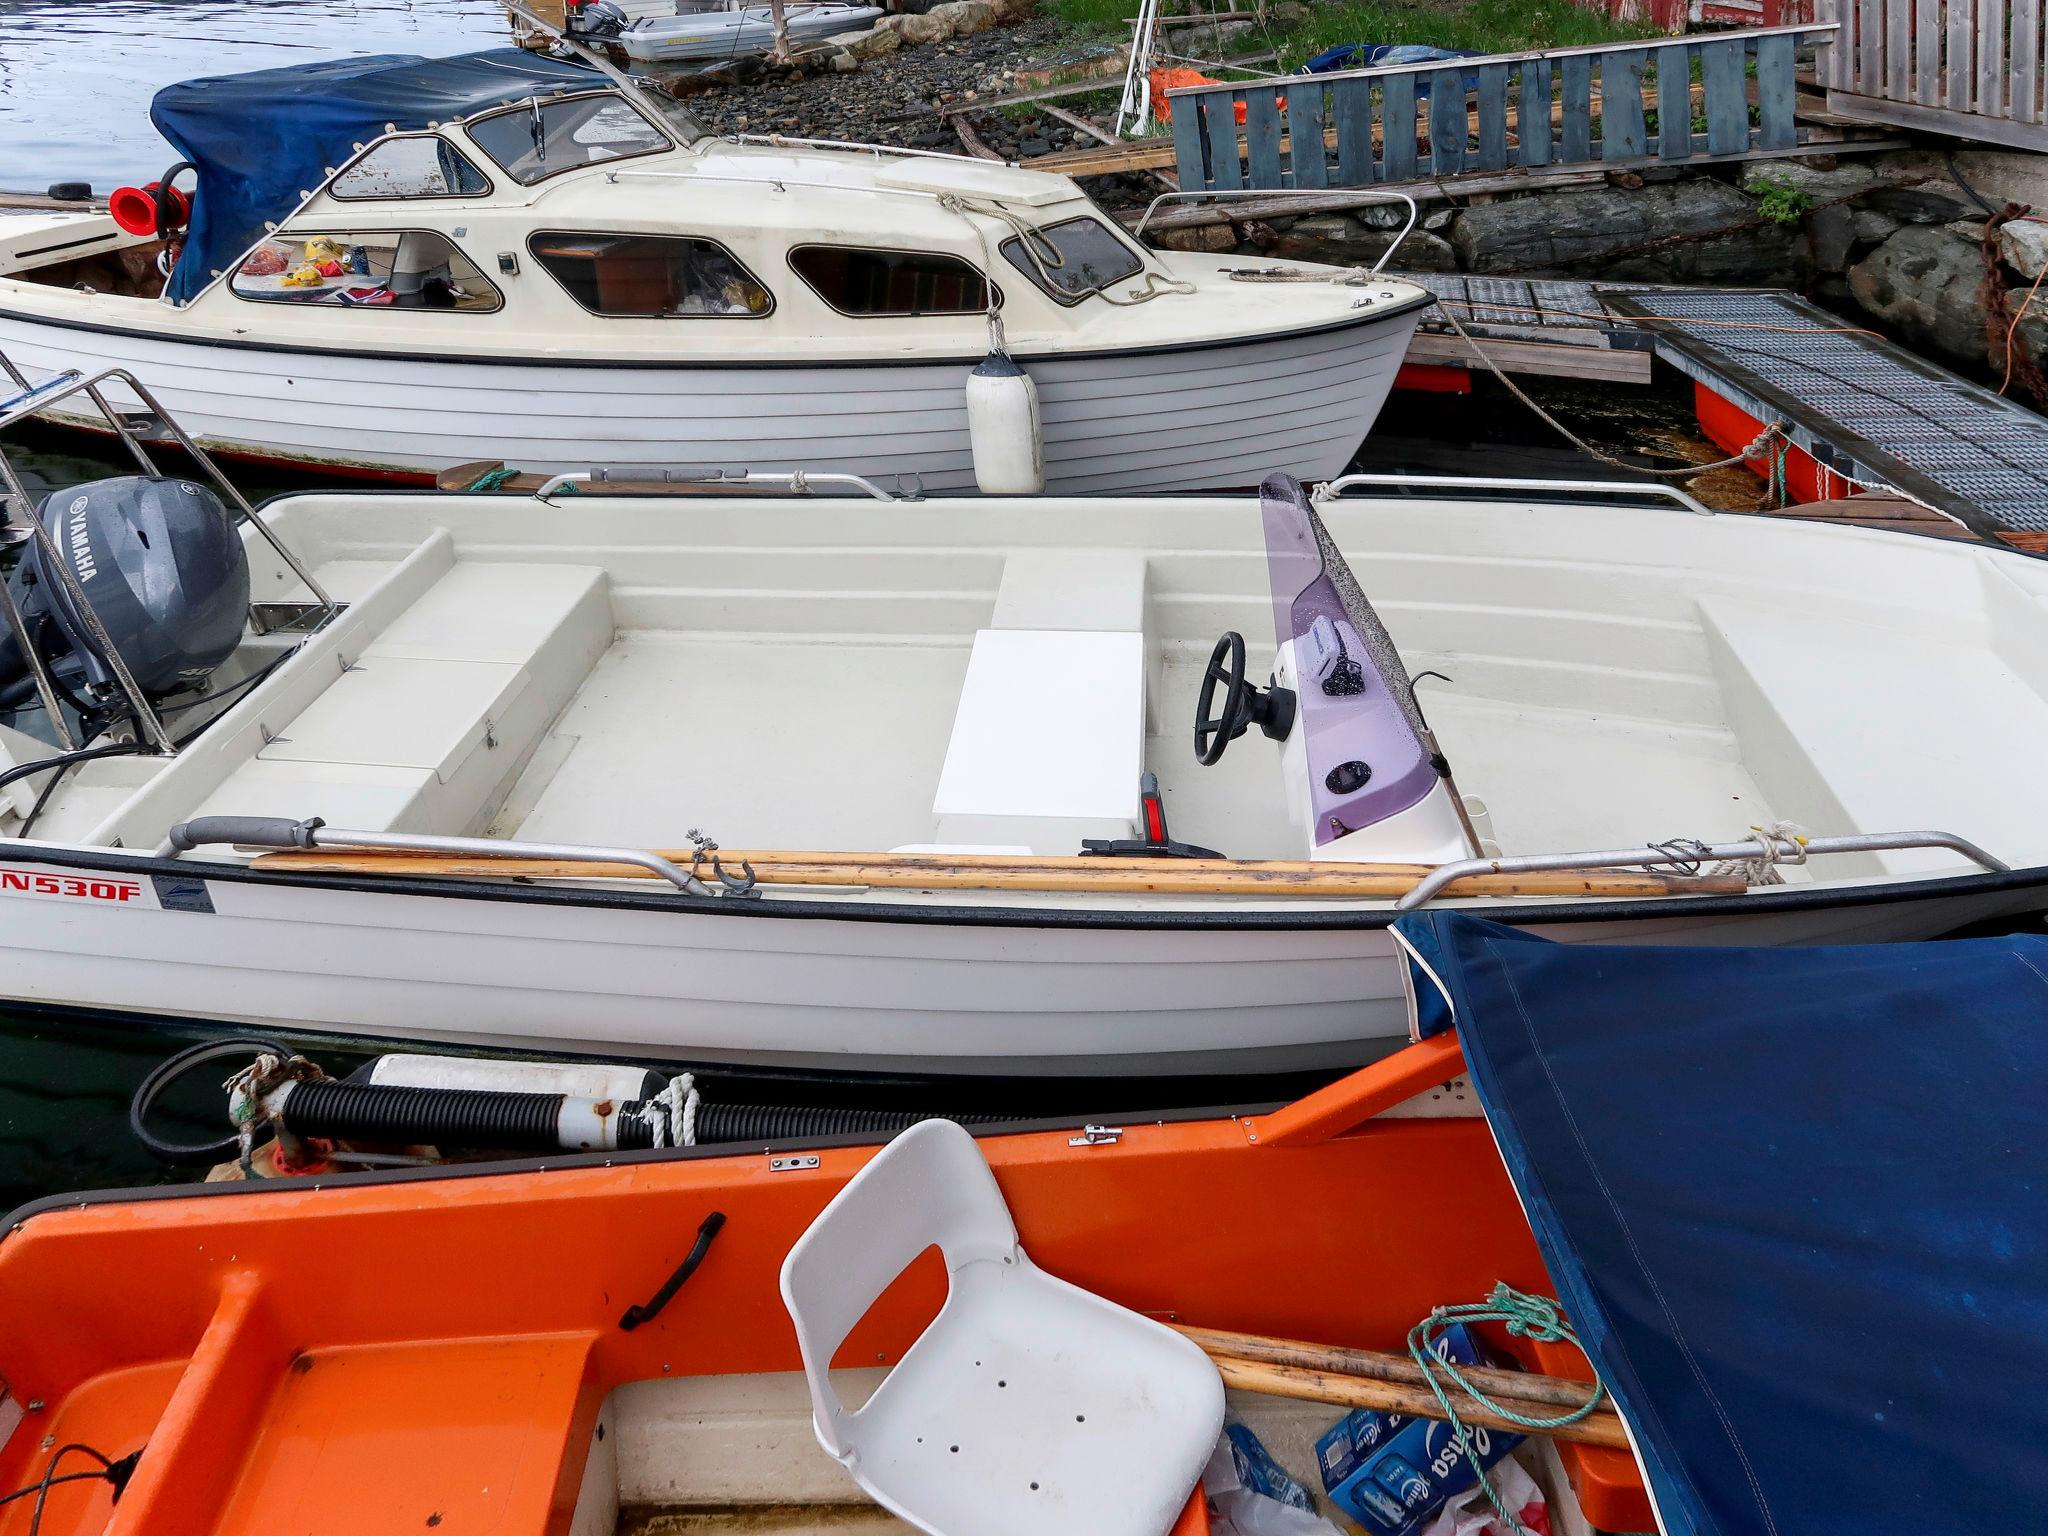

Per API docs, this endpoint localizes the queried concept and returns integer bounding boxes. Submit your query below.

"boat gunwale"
[0,290,1435,370]
[3,836,2042,931]
[0,1095,1274,1238]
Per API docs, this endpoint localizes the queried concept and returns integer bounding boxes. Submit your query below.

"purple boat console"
[1260,474,1444,847]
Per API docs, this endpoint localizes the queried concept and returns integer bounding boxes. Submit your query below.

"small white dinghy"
[610,0,888,62]
[0,366,2041,1080]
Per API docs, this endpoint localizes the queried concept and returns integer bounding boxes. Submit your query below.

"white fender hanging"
[965,350,1045,495]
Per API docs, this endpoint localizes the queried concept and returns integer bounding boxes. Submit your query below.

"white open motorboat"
[0,364,2041,1079]
[604,0,889,62]
[0,35,1425,494]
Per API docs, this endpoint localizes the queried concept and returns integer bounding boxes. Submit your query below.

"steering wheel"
[1194,631,1248,766]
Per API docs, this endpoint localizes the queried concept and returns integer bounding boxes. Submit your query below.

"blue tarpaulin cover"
[1392,912,2048,1536]
[149,49,592,304]
[1294,43,1483,90]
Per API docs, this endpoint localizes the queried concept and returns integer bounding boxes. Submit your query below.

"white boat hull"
[0,849,2037,1076]
[0,305,1423,493]
[619,6,887,61]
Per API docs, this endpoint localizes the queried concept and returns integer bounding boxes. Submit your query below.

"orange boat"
[0,1034,1653,1536]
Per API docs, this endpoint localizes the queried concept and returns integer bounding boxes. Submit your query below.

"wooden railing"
[1821,0,2048,149]
[1166,23,1833,193]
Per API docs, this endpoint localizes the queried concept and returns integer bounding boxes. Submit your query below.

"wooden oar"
[1171,1324,1621,1448]
[247,846,1744,900]
[1207,1355,1628,1450]
[1170,1323,1599,1409]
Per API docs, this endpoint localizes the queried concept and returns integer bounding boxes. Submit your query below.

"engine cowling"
[0,475,250,717]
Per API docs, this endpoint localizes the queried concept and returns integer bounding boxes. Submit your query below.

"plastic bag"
[1416,1454,1549,1536]
[1206,1423,1345,1536]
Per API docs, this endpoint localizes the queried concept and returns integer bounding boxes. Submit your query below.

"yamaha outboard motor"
[0,476,250,726]
[567,0,630,38]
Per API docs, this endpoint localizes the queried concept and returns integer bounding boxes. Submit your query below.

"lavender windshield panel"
[1259,475,1438,846]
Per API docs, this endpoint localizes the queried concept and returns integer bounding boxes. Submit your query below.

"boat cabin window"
[230,231,502,311]
[788,246,992,317]
[466,93,669,186]
[531,232,772,317]
[999,216,1145,306]
[330,135,492,201]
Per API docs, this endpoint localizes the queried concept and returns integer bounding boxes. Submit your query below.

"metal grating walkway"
[1604,289,2048,534]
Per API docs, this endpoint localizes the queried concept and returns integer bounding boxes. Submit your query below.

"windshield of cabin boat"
[1260,479,1437,843]
[466,92,671,184]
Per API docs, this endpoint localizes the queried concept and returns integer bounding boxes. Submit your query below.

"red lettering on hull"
[0,867,142,903]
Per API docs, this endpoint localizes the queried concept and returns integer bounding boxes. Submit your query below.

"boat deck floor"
[501,633,1781,866]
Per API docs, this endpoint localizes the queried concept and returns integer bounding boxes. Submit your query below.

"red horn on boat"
[108,183,165,237]
[108,162,195,240]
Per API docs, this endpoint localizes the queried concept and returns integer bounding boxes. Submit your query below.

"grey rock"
[1808,201,1857,274]
[1452,179,1797,282]
[1743,159,1873,204]
[883,10,951,42]
[2000,217,2048,279]
[1355,201,1408,230]
[1288,213,1363,240]
[828,48,861,71]
[1864,182,1978,225]
[1289,228,1456,272]
[1943,219,1988,242]
[1150,223,1237,253]
[1852,208,1900,245]
[826,25,901,59]
[1268,0,1311,25]
[1848,225,1988,368]
[1423,207,1454,231]
[928,0,996,33]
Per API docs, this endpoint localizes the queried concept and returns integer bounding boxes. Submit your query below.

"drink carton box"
[1311,1323,1523,1535]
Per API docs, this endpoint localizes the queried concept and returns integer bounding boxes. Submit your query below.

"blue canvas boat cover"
[150,49,593,304]
[1393,912,2048,1536]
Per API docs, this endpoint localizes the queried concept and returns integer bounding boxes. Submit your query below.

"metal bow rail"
[1314,472,1713,515]
[532,467,905,502]
[166,817,761,897]
[1394,829,2010,910]
[0,355,338,754]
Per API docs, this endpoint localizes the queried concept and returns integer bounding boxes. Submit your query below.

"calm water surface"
[0,0,508,194]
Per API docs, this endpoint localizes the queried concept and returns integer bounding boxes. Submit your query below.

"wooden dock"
[1396,274,1657,383]
[1607,288,2048,542]
[1387,276,2048,545]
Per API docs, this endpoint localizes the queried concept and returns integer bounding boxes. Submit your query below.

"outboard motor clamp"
[0,475,250,718]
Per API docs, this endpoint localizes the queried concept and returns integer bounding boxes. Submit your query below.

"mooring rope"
[636,1072,701,1148]
[1430,297,1789,479]
[1408,1284,1607,1536]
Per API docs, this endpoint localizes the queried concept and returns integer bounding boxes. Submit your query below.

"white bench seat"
[933,629,1146,854]
[192,561,612,838]
[1702,593,2048,876]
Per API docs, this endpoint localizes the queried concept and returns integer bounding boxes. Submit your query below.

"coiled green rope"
[464,466,519,493]
[1407,1283,1607,1536]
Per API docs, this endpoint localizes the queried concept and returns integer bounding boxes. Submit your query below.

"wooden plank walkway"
[1396,273,1656,383]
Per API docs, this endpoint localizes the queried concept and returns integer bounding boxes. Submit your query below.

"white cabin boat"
[0,366,2040,1080]
[0,46,1425,493]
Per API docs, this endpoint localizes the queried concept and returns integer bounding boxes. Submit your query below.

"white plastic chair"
[780,1118,1225,1536]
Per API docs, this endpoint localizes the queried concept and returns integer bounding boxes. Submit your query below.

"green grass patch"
[1044,0,1136,33]
[1043,0,1659,66]
[1279,0,1658,69]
